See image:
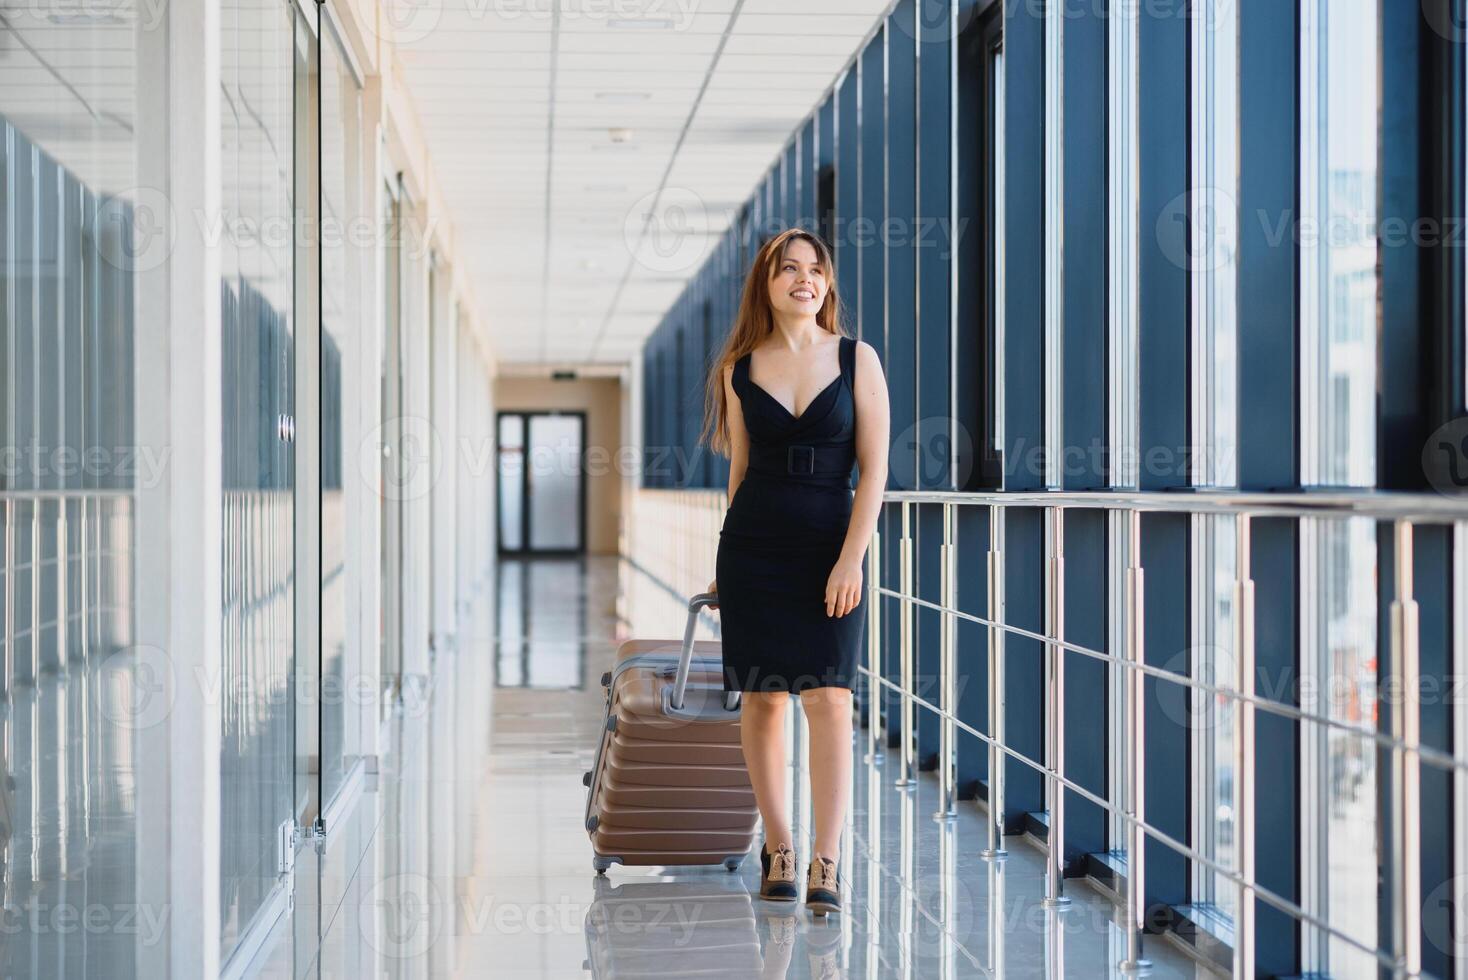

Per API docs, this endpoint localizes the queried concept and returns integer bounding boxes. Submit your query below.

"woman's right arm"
[708,362,746,604]
[723,361,748,502]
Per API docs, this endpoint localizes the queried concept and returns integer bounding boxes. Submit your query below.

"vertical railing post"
[935,503,958,820]
[1233,514,1256,980]
[896,502,916,788]
[980,504,1007,858]
[866,527,884,762]
[1390,519,1422,979]
[1119,508,1150,972]
[865,750,882,980]
[3,499,13,698]
[1044,506,1070,907]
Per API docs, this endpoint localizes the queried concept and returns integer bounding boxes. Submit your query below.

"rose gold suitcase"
[584,593,757,874]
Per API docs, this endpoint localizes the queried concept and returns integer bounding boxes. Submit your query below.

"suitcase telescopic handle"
[671,592,719,710]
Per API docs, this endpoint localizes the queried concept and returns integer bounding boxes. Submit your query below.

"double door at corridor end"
[497,411,587,555]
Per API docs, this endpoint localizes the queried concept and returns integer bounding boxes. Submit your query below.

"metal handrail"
[871,584,1468,778]
[864,490,1453,977]
[0,488,134,500]
[884,486,1468,522]
[857,665,1401,973]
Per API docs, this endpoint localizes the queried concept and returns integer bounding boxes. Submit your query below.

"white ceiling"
[389,0,891,371]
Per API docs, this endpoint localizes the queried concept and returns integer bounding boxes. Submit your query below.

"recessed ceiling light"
[608,127,634,143]
[606,17,674,29]
[583,184,628,192]
[594,92,653,103]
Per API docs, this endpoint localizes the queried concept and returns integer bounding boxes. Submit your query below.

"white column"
[133,0,223,974]
[430,272,459,654]
[357,75,386,765]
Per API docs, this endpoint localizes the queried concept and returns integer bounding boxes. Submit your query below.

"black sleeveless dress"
[716,333,865,694]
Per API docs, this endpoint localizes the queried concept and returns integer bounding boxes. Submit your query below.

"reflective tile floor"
[254,555,1214,979]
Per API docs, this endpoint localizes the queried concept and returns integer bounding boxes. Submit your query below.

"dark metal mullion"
[520,413,531,554]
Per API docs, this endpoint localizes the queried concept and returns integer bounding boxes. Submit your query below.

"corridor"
[252,557,1201,978]
[4,0,1468,976]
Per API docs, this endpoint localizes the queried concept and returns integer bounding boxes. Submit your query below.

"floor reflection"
[266,554,1211,979]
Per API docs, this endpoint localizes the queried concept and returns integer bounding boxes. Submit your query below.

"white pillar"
[133,0,223,974]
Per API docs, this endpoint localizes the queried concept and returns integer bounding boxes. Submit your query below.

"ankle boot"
[758,842,798,901]
[805,855,842,915]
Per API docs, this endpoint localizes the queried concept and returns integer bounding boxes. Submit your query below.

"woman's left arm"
[826,340,890,618]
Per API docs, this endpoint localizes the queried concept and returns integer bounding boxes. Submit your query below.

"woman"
[698,228,890,916]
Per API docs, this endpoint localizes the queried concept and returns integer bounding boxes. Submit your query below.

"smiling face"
[765,236,829,320]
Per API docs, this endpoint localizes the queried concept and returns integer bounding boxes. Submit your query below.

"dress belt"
[746,442,855,485]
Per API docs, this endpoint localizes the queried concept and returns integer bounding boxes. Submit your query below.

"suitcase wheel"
[600,671,612,688]
[581,770,592,787]
[723,856,744,872]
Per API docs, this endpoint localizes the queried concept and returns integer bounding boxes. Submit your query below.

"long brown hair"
[698,228,849,457]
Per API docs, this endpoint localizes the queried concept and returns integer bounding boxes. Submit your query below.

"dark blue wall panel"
[1001,0,1043,493]
[1063,509,1108,861]
[1137,0,1189,492]
[1061,3,1106,491]
[886,0,918,493]
[1237,0,1298,492]
[859,34,887,353]
[836,67,860,330]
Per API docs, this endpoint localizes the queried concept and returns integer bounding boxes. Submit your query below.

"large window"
[1302,517,1380,975]
[319,13,364,815]
[219,0,300,960]
[1303,0,1378,487]
[1189,0,1241,931]
[1191,0,1239,489]
[1191,515,1237,919]
[957,6,1004,491]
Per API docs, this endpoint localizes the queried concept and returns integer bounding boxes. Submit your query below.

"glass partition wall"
[380,183,405,717]
[318,10,365,822]
[0,4,150,976]
[219,0,301,963]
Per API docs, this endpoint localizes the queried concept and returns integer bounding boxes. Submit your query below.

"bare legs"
[740,692,793,854]
[740,687,853,861]
[799,687,853,861]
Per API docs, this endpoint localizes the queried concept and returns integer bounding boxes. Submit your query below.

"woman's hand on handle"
[706,578,718,609]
